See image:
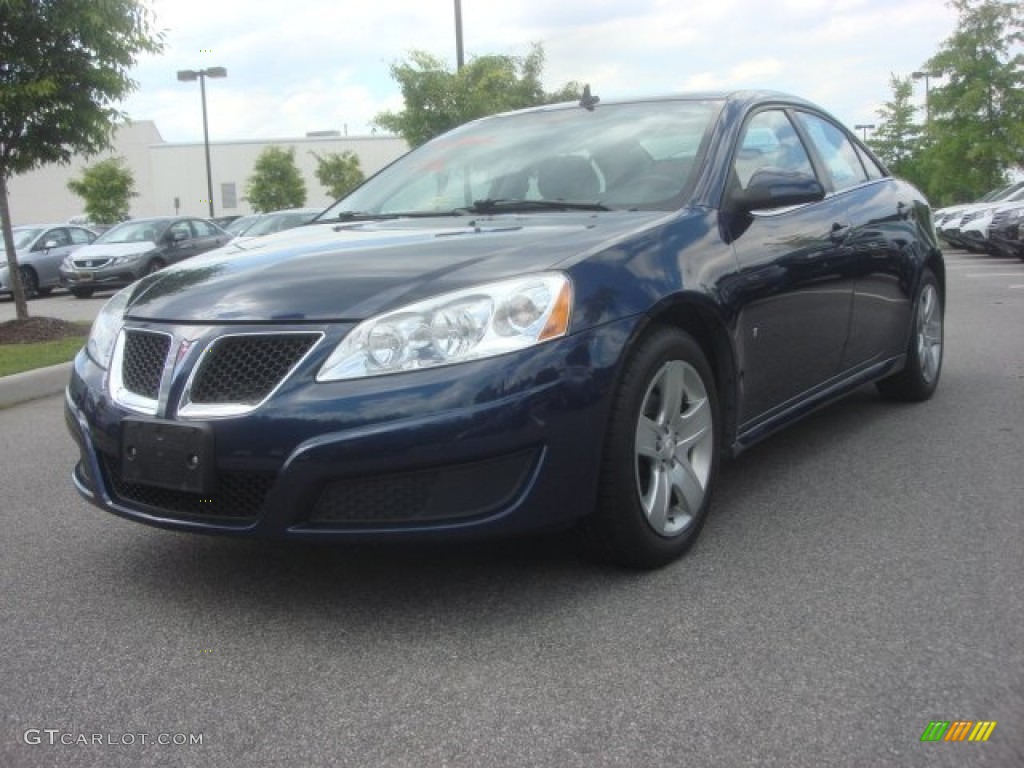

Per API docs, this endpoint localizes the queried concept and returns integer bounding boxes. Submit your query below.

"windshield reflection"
[321,99,722,218]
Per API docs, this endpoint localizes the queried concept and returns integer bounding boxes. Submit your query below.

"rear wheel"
[877,268,943,402]
[579,328,720,569]
[18,267,39,299]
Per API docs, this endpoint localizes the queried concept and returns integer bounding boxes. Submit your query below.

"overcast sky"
[120,0,961,144]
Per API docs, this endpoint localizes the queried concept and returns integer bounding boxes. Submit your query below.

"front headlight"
[86,288,131,368]
[317,272,572,381]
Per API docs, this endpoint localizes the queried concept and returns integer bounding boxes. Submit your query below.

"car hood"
[72,241,157,259]
[123,212,671,323]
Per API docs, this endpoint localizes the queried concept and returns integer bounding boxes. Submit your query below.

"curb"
[0,362,71,409]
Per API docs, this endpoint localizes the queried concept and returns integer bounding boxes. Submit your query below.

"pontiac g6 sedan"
[65,91,944,568]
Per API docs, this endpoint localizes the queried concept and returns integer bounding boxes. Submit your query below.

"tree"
[66,157,137,225]
[312,150,364,199]
[245,147,307,212]
[869,74,923,180]
[373,43,582,147]
[918,0,1024,204]
[0,0,162,320]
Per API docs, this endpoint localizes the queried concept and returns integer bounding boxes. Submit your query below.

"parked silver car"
[59,216,230,298]
[0,224,98,298]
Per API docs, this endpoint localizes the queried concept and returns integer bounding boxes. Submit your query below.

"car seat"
[536,155,601,201]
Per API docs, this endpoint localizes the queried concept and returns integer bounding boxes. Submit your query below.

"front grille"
[101,453,274,522]
[991,210,1018,228]
[123,331,172,399]
[189,334,320,405]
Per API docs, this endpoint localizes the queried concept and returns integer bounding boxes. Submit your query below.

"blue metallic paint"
[65,90,943,542]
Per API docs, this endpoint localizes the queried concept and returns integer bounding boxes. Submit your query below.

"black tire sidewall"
[19,267,38,298]
[879,268,942,402]
[594,327,720,568]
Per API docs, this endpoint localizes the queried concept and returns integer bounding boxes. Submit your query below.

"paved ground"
[1,251,1022,767]
[0,290,109,324]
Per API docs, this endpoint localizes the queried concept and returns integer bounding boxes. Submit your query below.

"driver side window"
[734,110,815,188]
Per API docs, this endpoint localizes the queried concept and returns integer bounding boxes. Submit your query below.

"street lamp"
[453,0,464,70]
[177,66,227,218]
[912,70,942,122]
[854,123,876,141]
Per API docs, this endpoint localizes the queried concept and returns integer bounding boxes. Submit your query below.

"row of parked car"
[0,207,321,300]
[934,181,1024,259]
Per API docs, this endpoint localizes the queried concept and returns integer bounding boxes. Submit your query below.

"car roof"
[489,89,821,120]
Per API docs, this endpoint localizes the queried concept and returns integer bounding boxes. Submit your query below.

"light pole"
[912,70,942,123]
[854,123,876,141]
[177,66,227,218]
[453,0,464,70]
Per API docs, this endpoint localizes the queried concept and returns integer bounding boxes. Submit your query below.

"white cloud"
[120,0,961,141]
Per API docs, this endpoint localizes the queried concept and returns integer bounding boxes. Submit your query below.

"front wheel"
[18,267,39,299]
[579,328,720,569]
[69,287,94,299]
[877,268,943,402]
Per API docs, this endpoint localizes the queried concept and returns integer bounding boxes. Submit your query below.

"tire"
[877,268,943,402]
[145,258,165,275]
[579,327,720,569]
[18,267,39,299]
[70,287,94,299]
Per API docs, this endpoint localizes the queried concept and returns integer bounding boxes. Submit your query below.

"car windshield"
[243,211,317,238]
[4,228,43,251]
[320,99,722,219]
[225,215,259,236]
[96,220,168,244]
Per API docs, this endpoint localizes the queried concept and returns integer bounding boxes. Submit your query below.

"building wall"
[151,135,408,218]
[5,124,408,226]
[6,121,163,226]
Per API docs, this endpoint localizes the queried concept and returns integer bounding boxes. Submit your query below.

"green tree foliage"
[373,43,582,147]
[869,75,923,180]
[66,157,137,225]
[920,0,1024,205]
[0,0,163,319]
[312,150,365,199]
[245,147,307,213]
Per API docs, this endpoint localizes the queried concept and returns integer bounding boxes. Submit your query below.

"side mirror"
[43,240,59,251]
[732,168,825,213]
[169,230,188,244]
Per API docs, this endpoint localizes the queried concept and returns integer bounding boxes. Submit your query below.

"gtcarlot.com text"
[23,729,203,747]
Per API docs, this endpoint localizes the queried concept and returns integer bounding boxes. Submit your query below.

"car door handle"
[829,222,850,243]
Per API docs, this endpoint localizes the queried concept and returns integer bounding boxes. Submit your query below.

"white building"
[5,121,408,226]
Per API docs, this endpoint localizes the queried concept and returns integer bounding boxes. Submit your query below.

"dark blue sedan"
[65,91,944,568]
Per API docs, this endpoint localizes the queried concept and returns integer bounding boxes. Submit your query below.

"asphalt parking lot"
[1,250,1022,767]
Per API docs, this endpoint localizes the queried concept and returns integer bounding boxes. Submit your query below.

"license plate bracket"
[121,419,215,494]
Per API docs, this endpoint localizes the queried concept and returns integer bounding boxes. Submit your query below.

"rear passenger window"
[854,144,886,180]
[795,112,868,191]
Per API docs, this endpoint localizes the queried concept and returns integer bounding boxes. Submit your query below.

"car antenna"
[579,84,600,111]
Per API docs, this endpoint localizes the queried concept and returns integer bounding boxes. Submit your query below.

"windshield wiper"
[324,210,467,223]
[467,198,611,213]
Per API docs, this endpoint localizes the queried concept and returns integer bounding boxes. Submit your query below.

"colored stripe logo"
[920,721,997,742]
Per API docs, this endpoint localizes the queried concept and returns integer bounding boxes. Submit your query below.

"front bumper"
[60,265,144,291]
[65,318,634,540]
